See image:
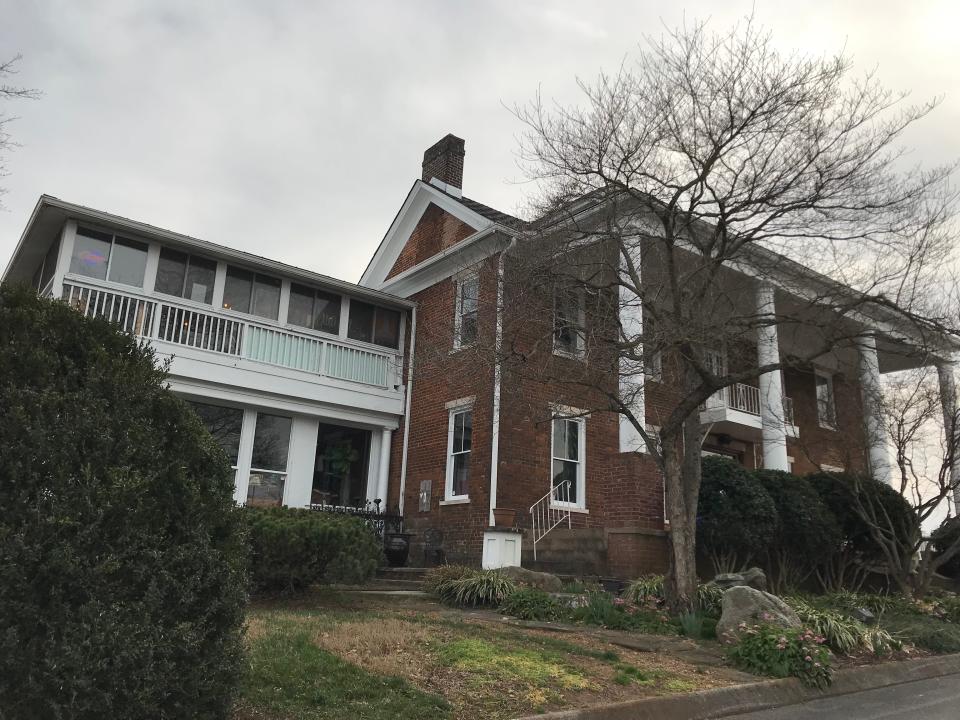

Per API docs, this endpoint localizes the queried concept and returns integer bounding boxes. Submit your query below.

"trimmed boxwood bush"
[0,285,247,719]
[246,507,382,592]
[754,470,842,592]
[698,456,780,571]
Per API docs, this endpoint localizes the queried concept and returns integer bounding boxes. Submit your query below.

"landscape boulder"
[706,567,767,592]
[500,566,564,592]
[716,586,801,639]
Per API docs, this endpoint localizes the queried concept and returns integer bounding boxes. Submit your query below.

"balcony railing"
[61,280,401,390]
[703,382,795,426]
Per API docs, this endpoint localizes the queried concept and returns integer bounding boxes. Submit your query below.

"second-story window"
[69,226,148,288]
[288,283,341,335]
[155,248,217,304]
[815,371,837,429]
[554,284,585,356]
[454,273,479,348]
[347,300,400,349]
[222,266,281,320]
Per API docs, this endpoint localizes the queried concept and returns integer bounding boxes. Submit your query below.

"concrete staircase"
[370,566,428,591]
[520,527,608,576]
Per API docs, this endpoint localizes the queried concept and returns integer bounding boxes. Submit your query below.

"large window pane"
[452,453,470,496]
[223,267,253,313]
[314,290,341,334]
[250,413,291,471]
[185,255,216,304]
[251,275,281,320]
[374,307,400,348]
[347,300,375,343]
[107,237,148,287]
[189,402,243,465]
[39,238,61,291]
[155,248,188,297]
[288,284,315,328]
[69,227,111,280]
[552,458,578,504]
[246,472,285,507]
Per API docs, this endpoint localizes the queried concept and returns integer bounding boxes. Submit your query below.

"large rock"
[716,586,801,639]
[709,567,767,592]
[500,566,563,592]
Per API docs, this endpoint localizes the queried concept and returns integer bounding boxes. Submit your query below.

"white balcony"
[58,279,405,415]
[700,382,798,439]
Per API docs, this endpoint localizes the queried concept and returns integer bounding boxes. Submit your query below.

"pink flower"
[804,655,812,662]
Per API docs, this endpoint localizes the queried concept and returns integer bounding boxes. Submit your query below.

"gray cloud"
[1,0,958,282]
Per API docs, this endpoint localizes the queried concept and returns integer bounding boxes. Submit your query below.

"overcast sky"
[1,0,958,284]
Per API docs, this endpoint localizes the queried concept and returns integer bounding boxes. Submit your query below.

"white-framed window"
[246,412,293,507]
[445,403,473,500]
[69,226,149,288]
[704,347,727,376]
[554,284,586,357]
[454,272,479,349]
[189,401,244,487]
[551,413,586,508]
[815,370,837,429]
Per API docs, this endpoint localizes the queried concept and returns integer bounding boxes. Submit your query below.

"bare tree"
[495,16,959,610]
[846,367,960,598]
[1,54,40,207]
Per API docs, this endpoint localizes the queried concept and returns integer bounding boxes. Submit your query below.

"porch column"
[937,361,960,515]
[756,282,789,471]
[618,243,646,453]
[376,428,392,509]
[858,334,892,484]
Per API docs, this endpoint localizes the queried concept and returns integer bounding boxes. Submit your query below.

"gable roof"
[359,180,523,289]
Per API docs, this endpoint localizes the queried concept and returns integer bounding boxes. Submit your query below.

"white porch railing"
[62,280,400,389]
[703,382,795,426]
[529,480,572,561]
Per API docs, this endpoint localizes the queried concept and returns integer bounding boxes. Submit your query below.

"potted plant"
[492,507,518,528]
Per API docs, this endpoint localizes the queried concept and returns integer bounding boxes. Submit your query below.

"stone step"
[362,578,425,591]
[376,566,430,581]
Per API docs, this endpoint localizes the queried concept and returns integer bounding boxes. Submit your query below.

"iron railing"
[309,502,403,539]
[529,480,572,560]
[703,382,795,426]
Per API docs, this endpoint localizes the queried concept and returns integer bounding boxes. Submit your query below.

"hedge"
[0,285,247,719]
[698,456,779,571]
[246,507,383,592]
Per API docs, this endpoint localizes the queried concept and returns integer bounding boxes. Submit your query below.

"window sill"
[553,347,585,362]
[440,497,470,506]
[550,504,588,514]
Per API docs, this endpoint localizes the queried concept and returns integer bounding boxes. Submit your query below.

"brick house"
[360,134,957,578]
[4,134,956,580]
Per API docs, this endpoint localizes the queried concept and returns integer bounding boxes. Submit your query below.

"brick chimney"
[421,134,465,193]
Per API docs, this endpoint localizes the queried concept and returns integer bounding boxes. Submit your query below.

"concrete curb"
[518,653,960,720]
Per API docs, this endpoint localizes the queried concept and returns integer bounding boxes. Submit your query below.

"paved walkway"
[723,675,960,719]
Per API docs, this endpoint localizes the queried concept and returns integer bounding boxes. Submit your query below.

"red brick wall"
[386,203,476,280]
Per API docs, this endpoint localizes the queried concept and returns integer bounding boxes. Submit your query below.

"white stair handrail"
[529,480,572,561]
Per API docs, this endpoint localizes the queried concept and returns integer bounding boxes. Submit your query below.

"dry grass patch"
[314,617,436,678]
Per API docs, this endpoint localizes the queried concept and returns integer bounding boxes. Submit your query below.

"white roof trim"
[359,180,494,289]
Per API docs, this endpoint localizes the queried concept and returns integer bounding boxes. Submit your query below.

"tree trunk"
[662,419,701,612]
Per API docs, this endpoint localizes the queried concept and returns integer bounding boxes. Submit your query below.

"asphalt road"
[722,675,960,720]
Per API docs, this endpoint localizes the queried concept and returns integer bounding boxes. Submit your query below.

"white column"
[618,242,646,453]
[377,428,392,509]
[858,334,892,484]
[937,361,960,516]
[756,283,789,471]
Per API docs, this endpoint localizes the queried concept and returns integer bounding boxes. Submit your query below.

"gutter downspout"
[489,239,516,526]
[398,305,417,516]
